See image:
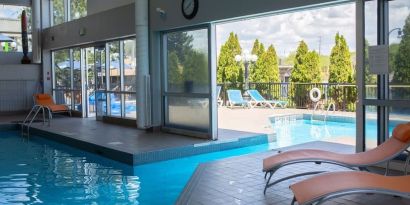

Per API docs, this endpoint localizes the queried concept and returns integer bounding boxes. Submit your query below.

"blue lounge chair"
[247,89,287,109]
[226,90,250,108]
[216,86,223,106]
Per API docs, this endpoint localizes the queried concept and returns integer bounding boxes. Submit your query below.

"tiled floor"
[8,115,270,165]
[177,141,410,205]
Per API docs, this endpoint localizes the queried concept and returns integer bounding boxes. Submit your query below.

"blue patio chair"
[216,86,223,106]
[247,89,287,109]
[226,90,250,108]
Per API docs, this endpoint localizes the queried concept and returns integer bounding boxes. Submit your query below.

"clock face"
[182,0,198,20]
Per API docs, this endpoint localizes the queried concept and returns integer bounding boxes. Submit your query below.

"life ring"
[309,88,321,102]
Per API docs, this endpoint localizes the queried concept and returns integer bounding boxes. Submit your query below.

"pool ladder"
[311,102,336,122]
[21,105,51,138]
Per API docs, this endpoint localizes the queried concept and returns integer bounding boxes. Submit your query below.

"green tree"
[250,45,279,83]
[168,51,182,88]
[391,14,410,100]
[251,39,265,56]
[167,31,194,64]
[393,14,410,84]
[290,41,309,82]
[183,51,208,86]
[329,33,355,110]
[305,51,321,83]
[52,0,65,25]
[329,33,353,83]
[71,0,87,20]
[217,32,243,84]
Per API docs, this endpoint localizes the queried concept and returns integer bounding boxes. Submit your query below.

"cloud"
[217,3,360,57]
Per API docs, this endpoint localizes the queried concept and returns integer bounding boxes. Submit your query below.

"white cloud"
[217,3,359,57]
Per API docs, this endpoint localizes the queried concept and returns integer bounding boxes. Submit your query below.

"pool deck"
[177,141,410,205]
[1,114,271,165]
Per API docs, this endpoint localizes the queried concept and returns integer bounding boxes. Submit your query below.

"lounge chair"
[226,90,250,108]
[263,123,410,194]
[247,89,287,109]
[34,94,72,117]
[216,86,223,106]
[290,171,410,205]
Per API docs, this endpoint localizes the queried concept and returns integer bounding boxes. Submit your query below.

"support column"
[32,0,41,63]
[135,0,151,129]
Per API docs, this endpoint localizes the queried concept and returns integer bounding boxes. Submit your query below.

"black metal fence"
[218,82,357,111]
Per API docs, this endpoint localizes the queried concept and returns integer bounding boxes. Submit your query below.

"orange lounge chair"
[263,123,410,194]
[290,171,410,205]
[34,94,71,117]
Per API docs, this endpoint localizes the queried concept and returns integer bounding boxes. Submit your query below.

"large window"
[51,0,65,26]
[51,0,87,26]
[0,4,32,52]
[163,28,212,135]
[52,38,137,120]
[53,49,73,109]
[70,0,87,20]
[123,40,137,118]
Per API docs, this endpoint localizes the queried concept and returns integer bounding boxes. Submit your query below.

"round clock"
[181,0,198,20]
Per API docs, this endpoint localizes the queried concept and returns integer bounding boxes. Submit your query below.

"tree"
[167,51,182,89]
[71,0,87,19]
[364,40,377,84]
[391,14,410,101]
[290,41,309,82]
[251,39,265,57]
[52,0,65,25]
[167,31,194,64]
[217,32,243,84]
[393,14,410,84]
[329,33,355,110]
[329,33,353,83]
[250,45,279,83]
[305,51,321,83]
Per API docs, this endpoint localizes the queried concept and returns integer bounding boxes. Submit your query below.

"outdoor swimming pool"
[0,119,396,204]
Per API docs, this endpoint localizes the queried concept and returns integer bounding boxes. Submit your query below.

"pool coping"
[1,123,273,166]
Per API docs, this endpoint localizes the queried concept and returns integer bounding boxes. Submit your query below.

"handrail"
[21,105,51,139]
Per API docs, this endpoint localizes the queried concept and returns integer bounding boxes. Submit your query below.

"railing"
[218,82,410,111]
[218,82,357,111]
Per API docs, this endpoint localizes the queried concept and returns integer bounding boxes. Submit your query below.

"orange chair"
[34,94,71,117]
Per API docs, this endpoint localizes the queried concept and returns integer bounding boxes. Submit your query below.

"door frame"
[160,23,217,140]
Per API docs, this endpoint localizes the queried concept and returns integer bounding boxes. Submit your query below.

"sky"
[0,5,26,19]
[216,1,410,58]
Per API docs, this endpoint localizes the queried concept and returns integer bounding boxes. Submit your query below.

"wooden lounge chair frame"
[290,171,410,205]
[263,124,410,194]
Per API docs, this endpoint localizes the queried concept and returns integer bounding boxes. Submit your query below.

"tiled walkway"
[178,141,410,205]
[21,117,270,165]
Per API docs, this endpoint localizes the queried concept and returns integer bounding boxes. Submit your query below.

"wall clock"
[182,0,198,20]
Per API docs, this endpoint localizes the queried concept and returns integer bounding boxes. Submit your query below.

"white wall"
[0,52,32,65]
[42,4,135,50]
[87,0,133,15]
[0,64,41,112]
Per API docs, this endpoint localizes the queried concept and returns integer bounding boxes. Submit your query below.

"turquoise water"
[0,119,391,204]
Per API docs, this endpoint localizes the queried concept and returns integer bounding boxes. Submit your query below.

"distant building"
[279,65,293,82]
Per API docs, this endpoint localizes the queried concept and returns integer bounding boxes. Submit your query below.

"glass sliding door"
[162,25,217,139]
[358,0,410,151]
[85,47,96,117]
[95,45,107,120]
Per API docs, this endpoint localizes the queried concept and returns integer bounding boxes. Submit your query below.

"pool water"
[0,120,394,204]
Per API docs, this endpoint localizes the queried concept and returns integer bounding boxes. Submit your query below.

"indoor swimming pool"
[0,119,397,204]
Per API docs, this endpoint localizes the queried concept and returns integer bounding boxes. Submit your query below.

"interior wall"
[0,52,32,65]
[87,0,133,15]
[42,3,135,50]
[0,64,41,113]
